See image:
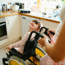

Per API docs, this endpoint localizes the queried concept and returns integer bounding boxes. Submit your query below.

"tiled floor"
[0,39,34,65]
[0,45,9,65]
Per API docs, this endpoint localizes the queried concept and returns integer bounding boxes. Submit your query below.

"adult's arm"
[38,21,65,62]
[45,21,65,62]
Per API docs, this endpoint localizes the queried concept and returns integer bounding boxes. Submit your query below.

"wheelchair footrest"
[9,48,23,58]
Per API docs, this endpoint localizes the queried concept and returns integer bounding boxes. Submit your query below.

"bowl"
[11,5,19,12]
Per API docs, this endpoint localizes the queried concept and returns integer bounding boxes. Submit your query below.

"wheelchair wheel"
[8,56,28,65]
[28,46,46,65]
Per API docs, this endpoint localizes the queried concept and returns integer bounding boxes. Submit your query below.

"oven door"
[0,22,7,41]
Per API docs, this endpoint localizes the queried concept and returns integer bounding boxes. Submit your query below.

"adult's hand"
[47,29,55,38]
[38,35,48,47]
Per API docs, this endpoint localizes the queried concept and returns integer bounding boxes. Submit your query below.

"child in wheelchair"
[2,19,43,65]
[6,19,41,54]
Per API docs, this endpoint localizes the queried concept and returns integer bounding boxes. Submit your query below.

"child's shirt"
[9,32,30,54]
[8,32,35,54]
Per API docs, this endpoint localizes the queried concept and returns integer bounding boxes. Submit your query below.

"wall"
[0,0,20,11]
[0,0,20,5]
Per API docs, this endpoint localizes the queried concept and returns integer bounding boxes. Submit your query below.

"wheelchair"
[2,27,55,65]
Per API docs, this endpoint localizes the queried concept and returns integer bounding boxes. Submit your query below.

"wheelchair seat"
[9,48,23,58]
[9,39,37,61]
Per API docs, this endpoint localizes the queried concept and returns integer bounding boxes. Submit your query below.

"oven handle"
[0,23,5,26]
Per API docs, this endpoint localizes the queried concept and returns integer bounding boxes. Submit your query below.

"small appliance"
[15,3,24,9]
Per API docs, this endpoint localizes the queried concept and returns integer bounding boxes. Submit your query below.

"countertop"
[0,11,60,23]
[0,11,20,18]
[20,12,60,23]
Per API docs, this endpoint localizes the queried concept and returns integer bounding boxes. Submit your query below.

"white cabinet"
[41,20,59,30]
[6,15,22,41]
[22,16,39,38]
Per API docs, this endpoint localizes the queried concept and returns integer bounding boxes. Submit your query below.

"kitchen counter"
[0,11,20,18]
[0,11,60,23]
[20,12,60,23]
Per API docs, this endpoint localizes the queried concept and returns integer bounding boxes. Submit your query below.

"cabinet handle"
[0,23,5,26]
[22,17,26,19]
[7,18,9,25]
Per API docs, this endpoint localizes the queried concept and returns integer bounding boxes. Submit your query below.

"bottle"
[7,2,11,11]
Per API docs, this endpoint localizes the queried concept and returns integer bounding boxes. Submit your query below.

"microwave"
[15,3,24,9]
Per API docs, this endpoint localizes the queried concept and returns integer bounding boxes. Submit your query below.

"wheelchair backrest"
[23,36,37,54]
[23,31,40,55]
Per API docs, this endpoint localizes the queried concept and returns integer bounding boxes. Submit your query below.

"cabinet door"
[41,20,59,30]
[6,15,22,41]
[22,16,31,38]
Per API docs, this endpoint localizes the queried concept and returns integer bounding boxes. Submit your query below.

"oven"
[0,17,8,45]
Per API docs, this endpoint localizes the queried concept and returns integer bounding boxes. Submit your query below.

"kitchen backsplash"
[0,0,20,4]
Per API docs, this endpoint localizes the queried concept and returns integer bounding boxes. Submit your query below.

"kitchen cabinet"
[6,15,22,41]
[41,20,59,30]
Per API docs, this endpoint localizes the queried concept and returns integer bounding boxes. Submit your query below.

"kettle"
[2,4,7,11]
[11,5,19,12]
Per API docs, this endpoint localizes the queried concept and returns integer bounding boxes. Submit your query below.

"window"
[20,0,63,14]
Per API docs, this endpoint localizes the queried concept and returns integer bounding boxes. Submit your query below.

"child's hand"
[6,46,11,50]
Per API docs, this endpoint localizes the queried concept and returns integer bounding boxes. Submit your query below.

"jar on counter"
[2,4,7,11]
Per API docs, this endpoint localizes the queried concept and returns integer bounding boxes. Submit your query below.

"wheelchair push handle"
[39,26,55,43]
[27,31,44,42]
[27,26,55,43]
[40,26,55,35]
[49,31,55,35]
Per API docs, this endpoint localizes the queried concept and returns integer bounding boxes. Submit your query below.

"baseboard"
[0,37,21,49]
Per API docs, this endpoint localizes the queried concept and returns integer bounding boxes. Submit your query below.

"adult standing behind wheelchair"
[38,6,65,65]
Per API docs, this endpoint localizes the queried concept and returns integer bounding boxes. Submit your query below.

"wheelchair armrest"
[9,48,23,58]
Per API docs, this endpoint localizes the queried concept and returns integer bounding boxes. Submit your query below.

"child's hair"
[32,19,41,29]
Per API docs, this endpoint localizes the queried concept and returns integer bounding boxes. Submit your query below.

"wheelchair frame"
[2,27,54,65]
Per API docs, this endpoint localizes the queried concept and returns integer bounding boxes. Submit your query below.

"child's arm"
[6,32,30,50]
[6,41,22,50]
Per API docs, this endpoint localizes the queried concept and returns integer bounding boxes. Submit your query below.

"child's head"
[29,19,41,32]
[60,6,65,22]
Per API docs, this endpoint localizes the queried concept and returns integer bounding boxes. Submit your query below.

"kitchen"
[0,0,64,65]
